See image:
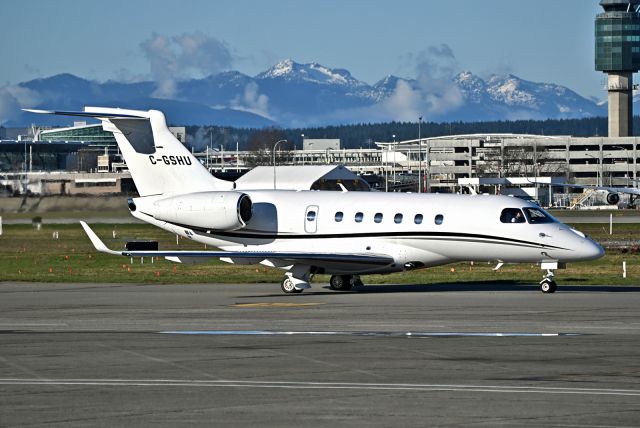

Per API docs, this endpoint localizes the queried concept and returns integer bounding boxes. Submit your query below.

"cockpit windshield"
[523,207,556,224]
[500,207,557,224]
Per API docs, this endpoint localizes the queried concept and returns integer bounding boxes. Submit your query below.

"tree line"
[185,116,629,152]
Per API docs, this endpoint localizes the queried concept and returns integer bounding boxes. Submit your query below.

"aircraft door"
[304,205,319,233]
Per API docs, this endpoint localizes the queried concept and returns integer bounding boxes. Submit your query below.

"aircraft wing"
[550,182,640,196]
[80,222,394,268]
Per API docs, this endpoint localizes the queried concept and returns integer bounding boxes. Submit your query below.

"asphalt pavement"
[1,281,640,427]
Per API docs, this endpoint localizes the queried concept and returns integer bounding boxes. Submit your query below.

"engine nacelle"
[151,191,252,231]
[606,192,620,205]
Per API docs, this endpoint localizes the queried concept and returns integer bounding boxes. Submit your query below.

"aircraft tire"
[329,275,353,291]
[540,279,557,294]
[281,277,301,294]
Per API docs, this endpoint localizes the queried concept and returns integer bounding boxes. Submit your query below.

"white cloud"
[141,32,233,98]
[0,84,42,125]
[413,44,464,117]
[231,82,271,119]
[308,45,465,126]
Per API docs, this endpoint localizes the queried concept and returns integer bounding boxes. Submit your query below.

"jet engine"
[150,191,252,231]
[606,192,620,205]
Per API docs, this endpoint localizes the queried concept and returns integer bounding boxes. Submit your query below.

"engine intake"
[151,191,253,231]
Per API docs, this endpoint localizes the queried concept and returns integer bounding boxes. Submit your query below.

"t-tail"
[24,107,232,196]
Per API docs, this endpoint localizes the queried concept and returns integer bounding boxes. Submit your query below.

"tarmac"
[1,281,640,427]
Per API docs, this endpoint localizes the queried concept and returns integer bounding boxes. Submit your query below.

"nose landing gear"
[280,265,312,294]
[539,269,557,293]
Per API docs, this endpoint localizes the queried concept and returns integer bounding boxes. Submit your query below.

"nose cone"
[559,228,605,262]
[579,237,605,261]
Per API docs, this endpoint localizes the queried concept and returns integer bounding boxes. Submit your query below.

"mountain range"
[7,59,607,128]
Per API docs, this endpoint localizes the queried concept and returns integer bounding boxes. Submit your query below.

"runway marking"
[158,330,576,338]
[1,378,638,397]
[0,323,67,327]
[233,303,324,308]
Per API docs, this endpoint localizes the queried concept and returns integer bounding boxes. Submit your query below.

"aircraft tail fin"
[24,107,232,196]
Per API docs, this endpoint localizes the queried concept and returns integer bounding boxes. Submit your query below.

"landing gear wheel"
[540,279,557,294]
[281,277,303,294]
[539,268,557,294]
[329,275,353,291]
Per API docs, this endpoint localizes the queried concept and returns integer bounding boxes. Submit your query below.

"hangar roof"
[234,165,369,191]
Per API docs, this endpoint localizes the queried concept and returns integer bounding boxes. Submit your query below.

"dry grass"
[0,222,638,286]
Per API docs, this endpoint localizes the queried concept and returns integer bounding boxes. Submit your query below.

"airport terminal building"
[203,134,639,195]
[2,121,639,207]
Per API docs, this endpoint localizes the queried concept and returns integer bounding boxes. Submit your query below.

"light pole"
[534,162,540,203]
[392,135,396,190]
[300,134,304,165]
[382,144,387,192]
[272,139,287,189]
[585,153,601,187]
[23,139,27,194]
[418,116,422,193]
[612,146,630,185]
[325,147,333,165]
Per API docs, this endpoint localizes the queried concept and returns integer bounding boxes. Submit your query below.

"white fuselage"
[132,191,604,275]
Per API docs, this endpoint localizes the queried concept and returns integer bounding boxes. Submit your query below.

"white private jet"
[25,107,604,294]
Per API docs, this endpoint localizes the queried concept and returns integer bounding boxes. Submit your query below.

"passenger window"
[374,213,383,223]
[307,211,316,221]
[414,214,423,224]
[335,211,343,222]
[394,213,403,224]
[434,214,443,225]
[355,212,364,223]
[500,208,526,223]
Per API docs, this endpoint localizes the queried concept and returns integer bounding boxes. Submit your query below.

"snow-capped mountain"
[454,71,603,121]
[372,75,414,101]
[257,59,367,89]
[6,60,606,127]
[455,71,488,104]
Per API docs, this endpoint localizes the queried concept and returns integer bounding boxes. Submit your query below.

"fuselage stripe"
[166,221,569,251]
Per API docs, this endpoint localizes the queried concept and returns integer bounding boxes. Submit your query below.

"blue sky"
[1,0,604,98]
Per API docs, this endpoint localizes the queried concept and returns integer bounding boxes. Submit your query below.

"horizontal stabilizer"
[23,109,147,119]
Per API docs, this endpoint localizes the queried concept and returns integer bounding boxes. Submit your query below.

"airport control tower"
[596,0,640,136]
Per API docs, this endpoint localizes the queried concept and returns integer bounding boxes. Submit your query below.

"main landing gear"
[329,275,363,291]
[281,273,363,294]
[539,269,557,294]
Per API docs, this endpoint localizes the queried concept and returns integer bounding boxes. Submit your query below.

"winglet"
[80,221,122,255]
